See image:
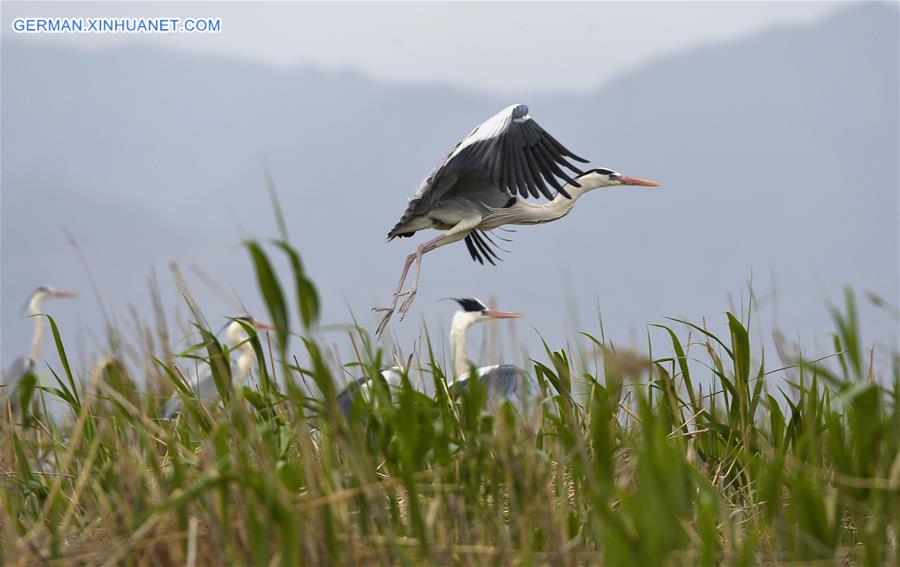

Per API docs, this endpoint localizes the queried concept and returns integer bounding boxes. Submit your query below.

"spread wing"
[402,104,589,219]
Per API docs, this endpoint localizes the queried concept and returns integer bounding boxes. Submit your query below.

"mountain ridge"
[2,3,896,367]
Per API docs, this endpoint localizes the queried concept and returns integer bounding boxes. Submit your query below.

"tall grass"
[1,234,897,565]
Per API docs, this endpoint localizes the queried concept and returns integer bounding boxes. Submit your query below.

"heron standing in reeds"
[1,285,78,412]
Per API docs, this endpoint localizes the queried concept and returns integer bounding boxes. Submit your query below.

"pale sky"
[2,1,845,95]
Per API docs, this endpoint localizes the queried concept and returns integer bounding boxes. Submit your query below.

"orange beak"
[484,309,524,319]
[617,175,659,187]
[254,320,275,331]
[52,290,79,298]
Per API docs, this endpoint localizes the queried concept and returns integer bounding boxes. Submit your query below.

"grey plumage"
[335,363,542,423]
[160,364,218,418]
[449,364,541,420]
[159,317,272,419]
[336,375,375,417]
[387,104,588,249]
[1,356,36,411]
[159,396,182,419]
[336,367,404,417]
[160,355,255,419]
[2,285,79,412]
[374,105,659,333]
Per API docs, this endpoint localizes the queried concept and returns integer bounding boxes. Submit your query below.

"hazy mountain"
[2,3,897,372]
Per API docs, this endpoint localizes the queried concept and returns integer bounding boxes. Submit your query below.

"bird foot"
[375,290,417,337]
[371,290,412,310]
[375,308,394,338]
[398,289,418,320]
[373,291,405,335]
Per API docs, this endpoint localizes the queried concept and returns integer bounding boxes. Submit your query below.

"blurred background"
[2,1,897,375]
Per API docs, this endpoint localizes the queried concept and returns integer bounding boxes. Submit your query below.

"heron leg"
[397,237,444,318]
[398,218,480,318]
[375,234,449,337]
[373,252,417,336]
[376,217,481,337]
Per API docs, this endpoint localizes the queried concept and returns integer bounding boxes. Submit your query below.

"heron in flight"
[1,286,78,411]
[160,316,273,418]
[375,103,658,336]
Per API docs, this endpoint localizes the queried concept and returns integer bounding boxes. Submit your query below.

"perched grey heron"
[342,297,543,424]
[443,297,543,423]
[375,103,658,336]
[1,286,78,411]
[160,316,273,418]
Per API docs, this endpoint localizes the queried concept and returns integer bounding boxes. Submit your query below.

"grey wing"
[337,368,404,417]
[194,366,223,402]
[390,104,588,237]
[1,356,36,403]
[450,364,536,403]
[421,104,587,205]
[160,395,183,419]
[337,376,370,417]
[480,364,537,401]
[159,365,218,419]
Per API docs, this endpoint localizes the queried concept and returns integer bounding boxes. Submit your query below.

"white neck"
[235,344,254,382]
[450,311,481,380]
[510,174,618,225]
[28,294,47,361]
[226,322,256,383]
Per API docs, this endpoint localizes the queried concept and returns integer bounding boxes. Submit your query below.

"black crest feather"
[452,297,487,312]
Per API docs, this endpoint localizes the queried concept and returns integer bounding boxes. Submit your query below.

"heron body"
[1,286,78,411]
[342,297,542,425]
[336,367,404,417]
[160,316,272,419]
[448,364,538,417]
[444,298,542,421]
[376,104,658,335]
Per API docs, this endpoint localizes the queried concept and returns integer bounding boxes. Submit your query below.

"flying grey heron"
[1,286,78,411]
[160,316,273,418]
[375,103,658,336]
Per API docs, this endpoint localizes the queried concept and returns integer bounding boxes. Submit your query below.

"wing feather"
[392,104,591,232]
[464,236,482,264]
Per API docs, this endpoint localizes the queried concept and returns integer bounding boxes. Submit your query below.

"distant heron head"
[225,315,275,344]
[578,168,659,189]
[24,286,78,315]
[31,285,79,301]
[450,297,523,327]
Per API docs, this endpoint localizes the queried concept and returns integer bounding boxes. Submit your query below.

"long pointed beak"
[52,290,79,298]
[254,320,275,331]
[484,309,524,319]
[617,175,659,187]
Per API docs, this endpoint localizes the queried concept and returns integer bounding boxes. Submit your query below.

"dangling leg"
[374,234,446,338]
[397,217,483,319]
[373,251,417,313]
[375,217,482,338]
[397,237,443,319]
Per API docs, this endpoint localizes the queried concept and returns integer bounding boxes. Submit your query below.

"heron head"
[579,168,659,189]
[225,315,274,344]
[451,297,524,325]
[27,285,78,308]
